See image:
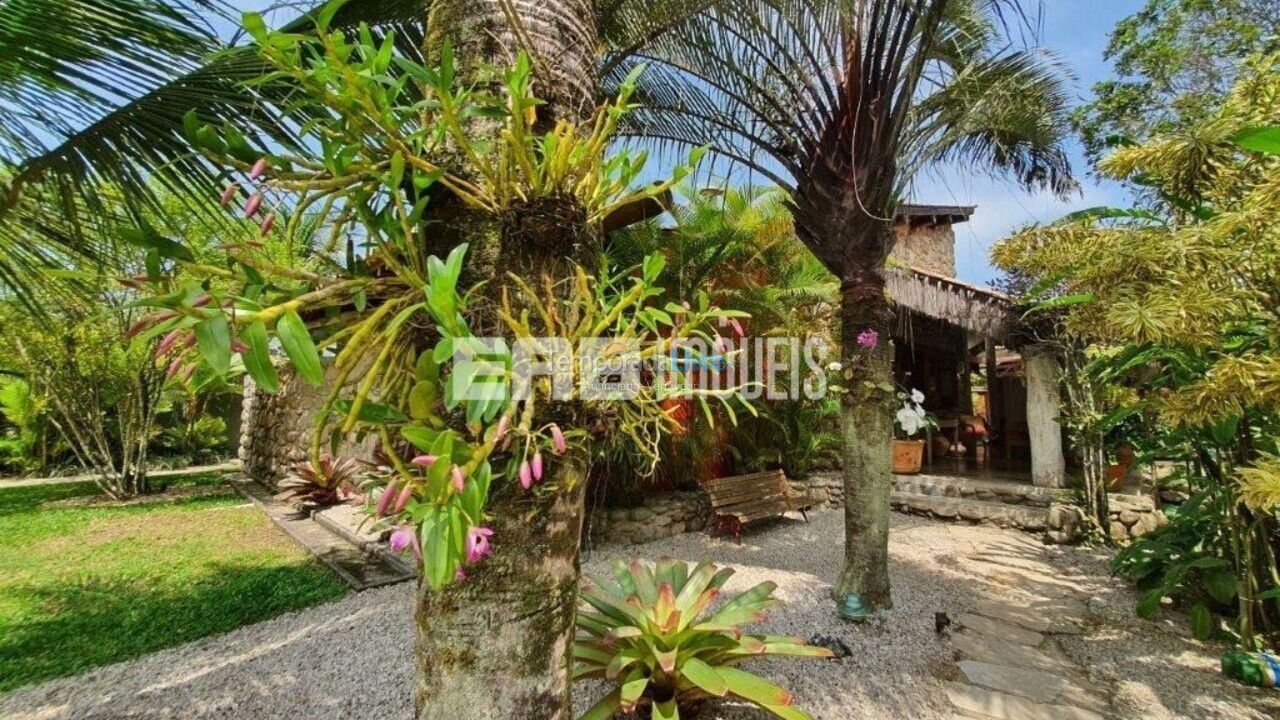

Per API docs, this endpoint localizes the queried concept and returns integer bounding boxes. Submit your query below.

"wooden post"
[984,339,1000,461]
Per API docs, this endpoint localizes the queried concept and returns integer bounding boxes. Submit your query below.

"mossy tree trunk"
[414,459,589,719]
[832,257,895,612]
[412,3,599,719]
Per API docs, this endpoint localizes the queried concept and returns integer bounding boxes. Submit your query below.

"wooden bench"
[702,470,812,544]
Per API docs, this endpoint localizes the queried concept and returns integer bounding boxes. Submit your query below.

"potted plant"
[892,389,934,475]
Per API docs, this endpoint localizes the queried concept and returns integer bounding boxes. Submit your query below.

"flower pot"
[892,439,925,475]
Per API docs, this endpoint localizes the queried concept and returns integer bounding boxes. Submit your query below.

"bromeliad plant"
[575,559,832,720]
[124,7,748,589]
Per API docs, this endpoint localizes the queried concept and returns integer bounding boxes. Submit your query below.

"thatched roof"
[887,265,1014,339]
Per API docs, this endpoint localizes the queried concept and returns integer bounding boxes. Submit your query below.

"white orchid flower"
[910,388,925,404]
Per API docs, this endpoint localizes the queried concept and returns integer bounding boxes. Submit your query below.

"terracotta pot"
[893,439,925,475]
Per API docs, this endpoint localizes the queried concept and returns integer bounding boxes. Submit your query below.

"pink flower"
[550,424,566,455]
[519,460,533,489]
[465,527,494,563]
[244,194,263,218]
[713,333,726,353]
[455,566,467,581]
[494,415,508,441]
[532,452,543,481]
[219,183,238,206]
[729,318,745,338]
[259,214,275,235]
[857,329,879,349]
[410,455,438,467]
[166,357,183,378]
[249,157,269,180]
[451,465,465,492]
[389,526,414,552]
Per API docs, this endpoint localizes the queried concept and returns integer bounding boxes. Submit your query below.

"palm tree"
[615,0,1076,612]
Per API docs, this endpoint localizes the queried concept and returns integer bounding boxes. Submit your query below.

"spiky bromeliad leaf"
[575,559,830,718]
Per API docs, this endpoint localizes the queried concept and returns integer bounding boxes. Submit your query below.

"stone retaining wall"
[1044,493,1166,544]
[586,491,710,545]
[239,363,375,484]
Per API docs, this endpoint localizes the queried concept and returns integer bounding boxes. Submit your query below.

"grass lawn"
[0,474,348,693]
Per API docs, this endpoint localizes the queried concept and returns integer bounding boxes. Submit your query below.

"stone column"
[1024,344,1066,488]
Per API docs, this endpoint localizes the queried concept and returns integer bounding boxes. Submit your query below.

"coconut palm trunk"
[412,2,599,718]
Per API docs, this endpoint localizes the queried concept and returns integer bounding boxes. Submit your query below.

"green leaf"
[1233,126,1280,154]
[334,400,407,424]
[242,12,269,44]
[1189,603,1213,640]
[240,321,279,393]
[276,310,324,386]
[1202,569,1238,605]
[314,0,349,31]
[194,313,232,375]
[401,425,439,451]
[653,698,679,720]
[680,657,728,697]
[719,668,812,720]
[119,224,194,263]
[619,666,650,710]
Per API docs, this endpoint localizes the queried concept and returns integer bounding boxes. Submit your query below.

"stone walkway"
[942,541,1114,719]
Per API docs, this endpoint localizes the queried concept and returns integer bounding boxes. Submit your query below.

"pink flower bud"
[393,483,414,514]
[259,214,275,235]
[191,294,212,308]
[532,452,543,481]
[156,329,183,357]
[729,318,745,338]
[549,424,567,455]
[376,481,399,517]
[185,333,198,348]
[494,415,508,441]
[244,194,263,218]
[451,465,465,492]
[249,158,269,180]
[410,455,437,467]
[220,183,238,206]
[518,460,532,490]
[126,310,177,339]
[230,339,249,354]
[166,357,183,378]
[455,566,467,581]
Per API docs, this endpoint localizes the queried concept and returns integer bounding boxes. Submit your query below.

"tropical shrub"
[575,558,832,720]
[279,454,361,512]
[993,53,1280,649]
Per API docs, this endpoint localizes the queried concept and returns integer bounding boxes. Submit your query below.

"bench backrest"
[703,470,791,510]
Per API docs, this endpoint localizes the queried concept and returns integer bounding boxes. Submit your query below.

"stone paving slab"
[971,597,1086,635]
[956,661,1067,703]
[957,613,1046,647]
[945,681,1106,720]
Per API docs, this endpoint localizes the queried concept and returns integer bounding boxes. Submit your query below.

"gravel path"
[3,509,1276,720]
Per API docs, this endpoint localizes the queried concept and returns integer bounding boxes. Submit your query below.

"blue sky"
[914,0,1142,286]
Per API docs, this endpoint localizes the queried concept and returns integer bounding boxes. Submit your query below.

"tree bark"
[833,265,895,612]
[414,458,588,719]
[413,3,599,718]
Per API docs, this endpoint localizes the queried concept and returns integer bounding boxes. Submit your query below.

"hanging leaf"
[1233,126,1280,154]
[277,310,324,386]
[193,313,232,375]
[240,321,279,393]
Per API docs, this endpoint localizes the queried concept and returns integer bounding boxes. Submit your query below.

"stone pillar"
[1024,344,1066,488]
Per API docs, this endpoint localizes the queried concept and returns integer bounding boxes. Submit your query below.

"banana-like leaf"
[653,698,680,720]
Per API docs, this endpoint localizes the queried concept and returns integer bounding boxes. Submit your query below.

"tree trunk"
[414,458,588,719]
[414,3,599,718]
[833,266,895,612]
